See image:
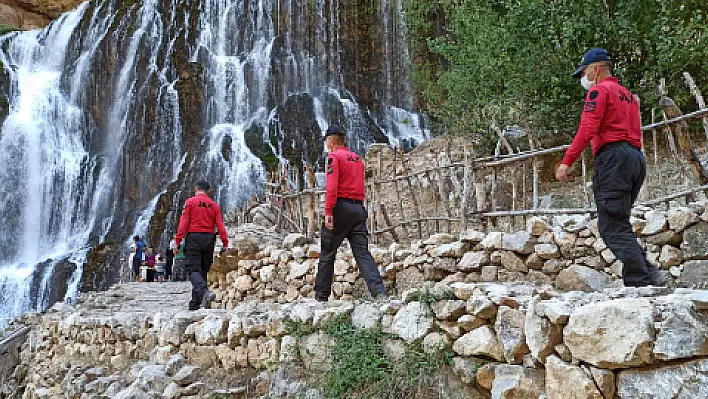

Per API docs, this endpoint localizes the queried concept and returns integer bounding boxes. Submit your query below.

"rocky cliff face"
[0,0,83,29]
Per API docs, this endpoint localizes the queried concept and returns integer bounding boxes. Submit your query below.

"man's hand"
[555,164,570,182]
[220,247,227,256]
[172,247,179,255]
[325,215,334,230]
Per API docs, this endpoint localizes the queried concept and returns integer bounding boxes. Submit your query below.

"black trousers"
[315,199,387,300]
[184,232,215,308]
[593,142,655,286]
[165,251,174,279]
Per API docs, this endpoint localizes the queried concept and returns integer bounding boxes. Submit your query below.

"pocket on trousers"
[600,196,629,219]
[320,229,332,251]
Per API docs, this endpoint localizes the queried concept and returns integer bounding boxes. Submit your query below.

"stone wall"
[6,282,707,398]
[209,202,708,307]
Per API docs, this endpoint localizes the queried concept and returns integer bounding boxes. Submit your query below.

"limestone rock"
[458,314,486,332]
[494,306,528,364]
[537,300,571,324]
[554,214,590,232]
[525,298,563,363]
[460,229,487,243]
[424,233,457,246]
[680,260,708,288]
[564,298,655,369]
[659,245,683,268]
[681,222,708,260]
[452,326,505,361]
[431,241,468,257]
[235,275,254,292]
[431,300,466,321]
[299,331,335,371]
[173,365,201,387]
[451,282,479,300]
[490,365,545,399]
[525,253,544,270]
[458,251,489,271]
[645,229,682,246]
[642,210,667,235]
[555,265,609,292]
[481,266,498,282]
[499,251,528,272]
[284,233,309,249]
[396,267,426,293]
[352,303,383,330]
[480,232,504,251]
[423,332,451,354]
[653,301,708,361]
[391,301,434,342]
[467,295,497,319]
[617,358,708,399]
[476,363,497,390]
[162,382,181,399]
[535,244,560,259]
[307,244,320,258]
[502,231,535,254]
[527,216,550,236]
[287,260,311,281]
[600,248,617,264]
[588,366,616,399]
[113,386,149,399]
[452,357,484,385]
[667,207,699,232]
[545,355,604,399]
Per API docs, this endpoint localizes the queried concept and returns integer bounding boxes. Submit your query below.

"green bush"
[406,0,707,148]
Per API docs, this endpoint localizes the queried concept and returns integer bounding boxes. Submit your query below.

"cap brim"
[572,64,587,79]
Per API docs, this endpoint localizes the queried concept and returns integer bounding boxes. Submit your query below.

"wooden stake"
[392,149,411,241]
[683,72,708,142]
[306,164,316,238]
[400,148,422,239]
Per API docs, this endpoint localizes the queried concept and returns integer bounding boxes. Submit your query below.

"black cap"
[572,48,612,78]
[323,124,345,140]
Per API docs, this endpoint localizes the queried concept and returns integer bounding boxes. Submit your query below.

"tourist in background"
[144,247,156,282]
[165,236,176,281]
[556,48,665,287]
[132,235,145,282]
[155,254,166,282]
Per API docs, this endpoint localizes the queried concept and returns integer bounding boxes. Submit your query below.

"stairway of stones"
[2,204,708,398]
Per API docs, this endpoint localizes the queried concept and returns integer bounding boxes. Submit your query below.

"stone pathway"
[74,282,193,316]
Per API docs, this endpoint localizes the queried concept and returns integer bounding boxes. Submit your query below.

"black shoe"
[315,297,328,303]
[201,290,216,309]
[649,270,668,286]
[373,293,389,301]
[188,305,200,311]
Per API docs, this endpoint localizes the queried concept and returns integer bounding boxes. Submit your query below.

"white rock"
[616,358,708,399]
[555,265,609,292]
[235,275,253,292]
[259,265,276,282]
[452,326,505,361]
[494,306,528,364]
[194,314,228,345]
[659,245,683,268]
[431,300,466,321]
[527,216,550,236]
[480,232,504,250]
[430,241,468,257]
[423,332,451,354]
[537,300,572,324]
[292,246,306,259]
[391,301,434,342]
[525,298,563,363]
[173,365,201,387]
[535,244,560,259]
[653,301,708,361]
[460,229,487,243]
[352,303,383,330]
[502,231,535,254]
[667,207,699,232]
[642,210,667,235]
[165,354,185,376]
[600,248,616,264]
[287,260,311,281]
[424,233,457,246]
[299,331,335,371]
[554,214,590,232]
[284,233,309,248]
[499,251,528,272]
[457,251,489,271]
[491,365,545,399]
[545,355,604,399]
[450,282,479,300]
[564,298,655,369]
[466,294,497,319]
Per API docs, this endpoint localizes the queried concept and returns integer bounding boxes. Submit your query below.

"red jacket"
[175,193,229,248]
[325,147,366,216]
[562,77,642,167]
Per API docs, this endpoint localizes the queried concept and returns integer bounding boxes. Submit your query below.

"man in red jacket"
[175,181,230,310]
[557,48,664,287]
[315,125,387,301]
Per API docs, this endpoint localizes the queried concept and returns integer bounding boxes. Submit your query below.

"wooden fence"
[233,73,708,242]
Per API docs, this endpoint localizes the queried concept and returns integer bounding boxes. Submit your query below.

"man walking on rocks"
[556,48,665,287]
[175,181,229,310]
[315,125,387,301]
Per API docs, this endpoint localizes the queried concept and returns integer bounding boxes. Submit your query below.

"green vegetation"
[286,313,454,398]
[406,0,707,147]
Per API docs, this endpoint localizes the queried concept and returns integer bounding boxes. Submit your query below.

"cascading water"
[0,0,428,325]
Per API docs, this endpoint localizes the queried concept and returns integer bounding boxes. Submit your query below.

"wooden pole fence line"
[641,108,708,131]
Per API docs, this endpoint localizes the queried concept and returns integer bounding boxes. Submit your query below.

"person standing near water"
[174,181,229,310]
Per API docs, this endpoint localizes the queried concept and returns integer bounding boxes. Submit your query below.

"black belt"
[337,198,363,205]
[596,141,638,156]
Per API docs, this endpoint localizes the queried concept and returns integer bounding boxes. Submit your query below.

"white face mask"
[580,75,593,90]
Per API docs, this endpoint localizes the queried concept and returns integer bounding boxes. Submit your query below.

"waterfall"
[0,0,428,326]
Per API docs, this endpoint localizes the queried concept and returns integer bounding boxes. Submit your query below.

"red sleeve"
[175,199,191,247]
[214,204,229,247]
[324,153,339,216]
[562,86,608,167]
